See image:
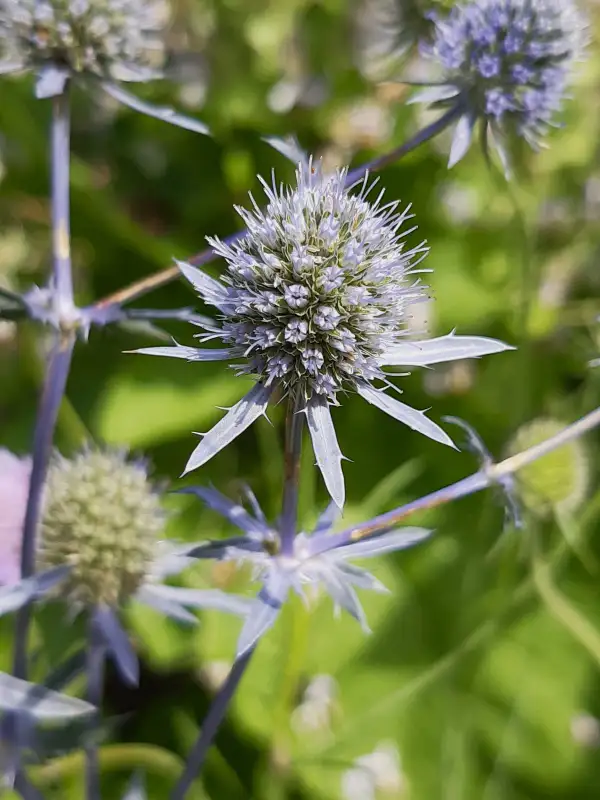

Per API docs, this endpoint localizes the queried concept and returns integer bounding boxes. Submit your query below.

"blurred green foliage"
[2,0,600,798]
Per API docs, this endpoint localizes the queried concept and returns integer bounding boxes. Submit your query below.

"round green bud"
[507,418,589,518]
[39,449,165,607]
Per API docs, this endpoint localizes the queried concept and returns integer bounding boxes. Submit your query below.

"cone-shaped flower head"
[136,160,513,507]
[0,0,167,83]
[38,448,164,607]
[0,449,30,586]
[0,447,248,687]
[416,0,587,168]
[507,418,589,517]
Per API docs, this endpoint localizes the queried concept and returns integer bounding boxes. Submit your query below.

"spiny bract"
[0,0,167,80]
[39,449,165,607]
[418,0,587,166]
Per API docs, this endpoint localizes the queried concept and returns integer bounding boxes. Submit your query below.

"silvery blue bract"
[137,160,513,507]
[185,486,432,658]
[415,0,588,169]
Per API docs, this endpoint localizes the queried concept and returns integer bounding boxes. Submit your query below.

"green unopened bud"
[507,418,589,518]
[39,449,165,607]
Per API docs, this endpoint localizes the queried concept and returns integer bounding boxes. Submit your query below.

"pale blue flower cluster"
[0,0,166,82]
[415,0,587,167]
[138,160,512,507]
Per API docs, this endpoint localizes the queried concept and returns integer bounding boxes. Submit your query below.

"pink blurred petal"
[0,449,31,586]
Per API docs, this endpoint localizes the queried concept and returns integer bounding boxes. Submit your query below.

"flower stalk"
[170,650,254,800]
[173,381,307,796]
[280,393,304,555]
[318,405,600,551]
[85,613,106,800]
[13,88,76,681]
[13,333,75,679]
[51,88,73,309]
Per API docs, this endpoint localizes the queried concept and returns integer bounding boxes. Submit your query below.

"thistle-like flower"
[413,0,587,169]
[38,448,166,608]
[0,0,209,133]
[0,448,249,685]
[137,160,512,506]
[506,418,589,517]
[0,0,164,87]
[184,485,431,658]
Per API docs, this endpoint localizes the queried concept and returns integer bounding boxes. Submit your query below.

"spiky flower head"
[211,162,431,403]
[416,0,587,168]
[38,448,165,607]
[354,0,436,81]
[0,0,167,84]
[507,418,589,517]
[137,160,512,507]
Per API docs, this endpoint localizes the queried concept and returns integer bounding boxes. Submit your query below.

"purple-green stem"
[85,614,106,800]
[172,394,305,797]
[51,89,73,307]
[92,107,461,313]
[169,649,253,800]
[12,334,75,679]
[13,89,75,681]
[312,405,600,555]
[280,393,305,556]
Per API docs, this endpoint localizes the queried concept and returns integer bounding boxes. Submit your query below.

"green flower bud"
[39,449,165,607]
[507,418,589,518]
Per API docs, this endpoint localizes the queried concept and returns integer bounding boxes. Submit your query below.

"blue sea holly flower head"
[415,0,588,170]
[0,448,249,687]
[184,486,432,658]
[0,0,209,132]
[137,159,513,507]
[0,0,165,86]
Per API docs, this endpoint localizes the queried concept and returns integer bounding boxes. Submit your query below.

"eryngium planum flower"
[415,0,587,168]
[0,0,167,83]
[0,447,249,685]
[38,448,165,607]
[137,160,512,506]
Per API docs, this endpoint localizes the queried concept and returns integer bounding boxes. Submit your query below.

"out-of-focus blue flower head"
[413,0,588,170]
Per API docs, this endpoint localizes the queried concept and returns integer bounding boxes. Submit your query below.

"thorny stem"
[13,334,75,679]
[314,405,600,554]
[92,109,460,312]
[51,89,74,309]
[280,393,304,555]
[170,650,254,800]
[85,614,106,800]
